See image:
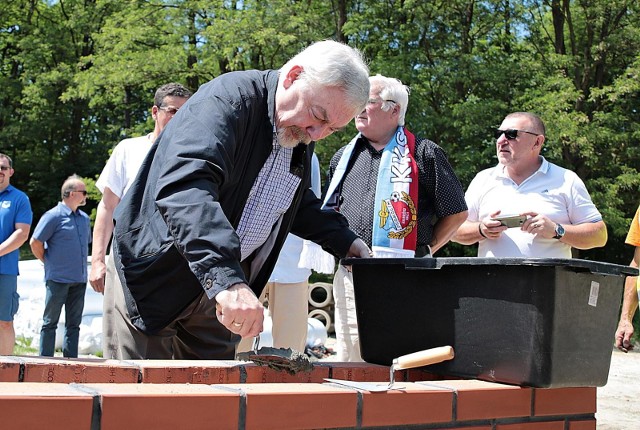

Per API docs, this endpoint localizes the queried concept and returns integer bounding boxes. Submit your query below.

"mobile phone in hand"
[492,214,527,228]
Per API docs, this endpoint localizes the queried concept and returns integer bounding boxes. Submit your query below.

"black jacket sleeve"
[152,78,268,298]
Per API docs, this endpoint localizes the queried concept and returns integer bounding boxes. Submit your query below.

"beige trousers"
[332,265,364,362]
[237,280,309,353]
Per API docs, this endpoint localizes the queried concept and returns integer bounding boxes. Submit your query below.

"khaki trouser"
[103,255,238,359]
[237,280,309,354]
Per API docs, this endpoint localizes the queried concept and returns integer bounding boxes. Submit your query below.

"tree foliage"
[1,0,640,264]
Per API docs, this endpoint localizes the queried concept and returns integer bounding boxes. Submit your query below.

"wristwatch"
[553,223,565,240]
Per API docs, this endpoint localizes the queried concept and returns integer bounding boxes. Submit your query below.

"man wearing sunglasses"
[90,83,192,297]
[30,175,91,357]
[453,112,607,257]
[90,83,191,359]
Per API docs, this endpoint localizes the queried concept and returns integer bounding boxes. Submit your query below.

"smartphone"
[492,214,527,228]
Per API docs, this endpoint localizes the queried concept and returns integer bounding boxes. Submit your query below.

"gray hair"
[369,74,410,126]
[0,153,13,168]
[154,83,193,107]
[61,174,84,199]
[281,40,370,116]
[505,112,546,135]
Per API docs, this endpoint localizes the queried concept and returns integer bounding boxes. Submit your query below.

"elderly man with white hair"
[322,74,468,361]
[109,40,373,360]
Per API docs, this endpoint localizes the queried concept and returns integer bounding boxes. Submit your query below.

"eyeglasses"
[158,106,179,115]
[367,98,396,105]
[0,166,10,171]
[494,129,540,140]
[74,190,88,196]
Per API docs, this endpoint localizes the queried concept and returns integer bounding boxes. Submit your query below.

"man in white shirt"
[453,112,607,257]
[90,83,192,293]
[89,83,191,357]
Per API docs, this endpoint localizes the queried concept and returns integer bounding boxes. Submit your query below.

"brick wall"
[0,356,597,429]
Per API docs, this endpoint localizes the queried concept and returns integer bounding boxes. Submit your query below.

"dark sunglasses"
[494,129,540,140]
[74,190,88,196]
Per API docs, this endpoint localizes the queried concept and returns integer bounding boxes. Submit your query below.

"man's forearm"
[620,276,639,322]
[92,213,114,262]
[620,253,640,323]
[92,197,117,262]
[430,211,468,254]
[560,220,607,249]
[451,220,482,245]
[29,238,45,262]
[0,225,30,257]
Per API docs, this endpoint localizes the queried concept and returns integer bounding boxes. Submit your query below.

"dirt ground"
[596,348,640,429]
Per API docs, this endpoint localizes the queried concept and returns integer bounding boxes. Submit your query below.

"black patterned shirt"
[327,134,467,251]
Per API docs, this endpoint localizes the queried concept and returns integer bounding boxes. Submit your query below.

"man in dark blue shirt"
[30,175,91,358]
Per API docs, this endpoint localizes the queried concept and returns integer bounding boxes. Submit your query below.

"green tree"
[2,0,640,268]
[0,0,110,223]
[520,0,640,262]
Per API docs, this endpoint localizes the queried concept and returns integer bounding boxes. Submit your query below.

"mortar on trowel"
[237,335,314,374]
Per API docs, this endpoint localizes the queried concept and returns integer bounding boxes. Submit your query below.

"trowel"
[324,345,454,392]
[237,335,314,374]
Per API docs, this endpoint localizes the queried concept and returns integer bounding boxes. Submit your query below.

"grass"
[13,336,104,357]
[13,335,38,355]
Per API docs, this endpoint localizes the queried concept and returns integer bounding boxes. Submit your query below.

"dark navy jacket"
[113,70,356,334]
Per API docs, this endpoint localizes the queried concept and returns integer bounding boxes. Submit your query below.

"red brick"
[0,356,21,381]
[82,383,239,430]
[226,383,357,430]
[327,361,395,382]
[433,427,491,430]
[423,379,532,421]
[406,368,450,382]
[534,387,597,416]
[134,359,241,384]
[361,383,453,427]
[20,356,140,383]
[496,422,564,430]
[568,419,596,430]
[242,362,329,383]
[0,382,93,430]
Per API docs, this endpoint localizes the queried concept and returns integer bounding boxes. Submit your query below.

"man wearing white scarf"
[324,75,468,361]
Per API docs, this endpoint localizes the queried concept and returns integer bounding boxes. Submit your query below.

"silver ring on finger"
[232,322,243,327]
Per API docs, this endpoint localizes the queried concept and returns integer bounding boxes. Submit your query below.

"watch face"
[555,224,565,238]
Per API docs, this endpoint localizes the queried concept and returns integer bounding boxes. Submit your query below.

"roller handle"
[392,346,454,370]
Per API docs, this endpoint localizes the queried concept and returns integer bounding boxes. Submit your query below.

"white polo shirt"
[96,134,154,199]
[465,157,602,258]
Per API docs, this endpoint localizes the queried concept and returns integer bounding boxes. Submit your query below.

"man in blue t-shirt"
[0,153,33,355]
[30,175,91,357]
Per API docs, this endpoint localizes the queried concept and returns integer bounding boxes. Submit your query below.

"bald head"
[504,112,546,136]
